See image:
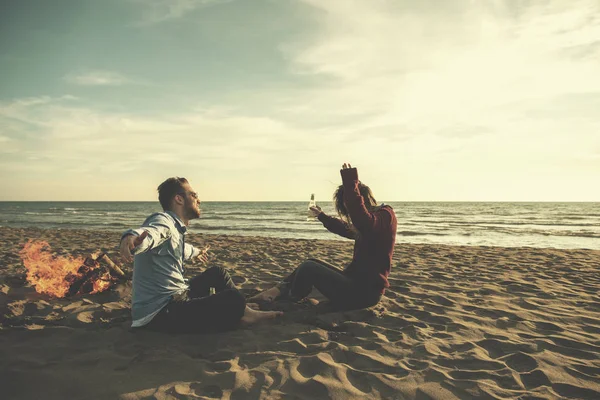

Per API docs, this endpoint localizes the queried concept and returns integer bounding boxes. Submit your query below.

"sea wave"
[200,215,298,222]
[2,201,599,249]
[468,225,600,239]
[212,211,257,216]
[190,225,318,233]
[397,231,448,237]
[404,219,599,227]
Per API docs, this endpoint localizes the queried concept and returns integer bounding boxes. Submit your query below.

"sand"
[1,226,600,399]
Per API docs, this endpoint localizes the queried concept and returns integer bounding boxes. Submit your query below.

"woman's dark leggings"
[145,266,246,334]
[280,259,382,310]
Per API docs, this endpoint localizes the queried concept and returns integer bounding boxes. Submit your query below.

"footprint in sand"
[232,275,247,285]
[190,383,223,398]
[553,383,600,399]
[400,358,429,371]
[534,321,564,332]
[500,352,538,373]
[520,369,552,389]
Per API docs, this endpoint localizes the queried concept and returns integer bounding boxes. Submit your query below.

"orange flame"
[19,240,113,298]
[92,269,113,294]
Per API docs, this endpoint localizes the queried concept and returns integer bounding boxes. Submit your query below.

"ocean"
[0,201,598,250]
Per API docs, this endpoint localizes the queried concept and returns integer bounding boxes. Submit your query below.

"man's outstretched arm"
[119,214,172,262]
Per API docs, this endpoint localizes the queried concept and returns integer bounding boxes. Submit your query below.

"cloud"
[0,96,313,178]
[131,0,232,25]
[273,0,600,145]
[257,0,600,200]
[2,1,600,200]
[64,70,132,86]
[0,95,77,126]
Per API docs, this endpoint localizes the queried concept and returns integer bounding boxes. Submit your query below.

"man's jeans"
[144,266,246,333]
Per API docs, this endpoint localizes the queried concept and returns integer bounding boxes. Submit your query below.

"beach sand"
[1,226,600,399]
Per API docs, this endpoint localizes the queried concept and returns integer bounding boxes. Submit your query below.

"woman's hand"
[308,205,323,218]
[342,162,352,169]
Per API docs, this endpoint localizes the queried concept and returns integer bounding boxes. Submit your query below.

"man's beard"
[184,198,201,220]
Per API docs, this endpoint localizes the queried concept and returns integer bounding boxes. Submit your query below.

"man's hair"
[334,182,377,221]
[157,177,189,211]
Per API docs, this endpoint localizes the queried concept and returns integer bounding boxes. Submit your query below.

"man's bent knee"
[206,265,229,277]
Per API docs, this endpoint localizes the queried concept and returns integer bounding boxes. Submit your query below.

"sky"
[0,0,599,201]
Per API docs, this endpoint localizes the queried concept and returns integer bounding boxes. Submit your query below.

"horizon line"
[0,200,598,203]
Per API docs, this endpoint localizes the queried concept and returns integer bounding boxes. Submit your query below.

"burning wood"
[97,253,125,277]
[19,240,126,298]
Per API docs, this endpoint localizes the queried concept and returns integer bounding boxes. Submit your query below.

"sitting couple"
[120,163,397,334]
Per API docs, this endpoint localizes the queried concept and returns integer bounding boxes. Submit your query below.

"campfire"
[19,240,126,298]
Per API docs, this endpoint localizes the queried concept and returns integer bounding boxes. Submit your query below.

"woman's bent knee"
[297,260,318,272]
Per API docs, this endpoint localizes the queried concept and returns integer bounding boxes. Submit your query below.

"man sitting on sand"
[119,177,280,333]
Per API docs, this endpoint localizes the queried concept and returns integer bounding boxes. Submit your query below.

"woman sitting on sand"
[250,163,397,309]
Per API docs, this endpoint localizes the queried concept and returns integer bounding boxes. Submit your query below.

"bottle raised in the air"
[307,193,316,221]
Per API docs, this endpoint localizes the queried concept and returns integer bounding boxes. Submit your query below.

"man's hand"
[197,245,210,264]
[342,162,353,169]
[308,205,323,218]
[120,231,149,263]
